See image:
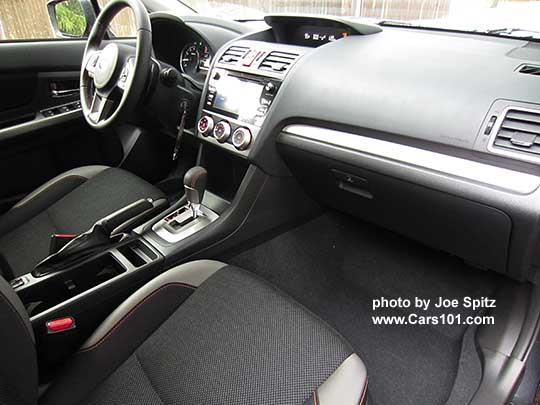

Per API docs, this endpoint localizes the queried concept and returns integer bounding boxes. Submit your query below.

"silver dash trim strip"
[282,124,540,195]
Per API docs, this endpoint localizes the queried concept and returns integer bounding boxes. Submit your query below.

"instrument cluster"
[151,18,214,81]
[180,41,213,76]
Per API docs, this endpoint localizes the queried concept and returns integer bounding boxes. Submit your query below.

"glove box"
[279,144,513,275]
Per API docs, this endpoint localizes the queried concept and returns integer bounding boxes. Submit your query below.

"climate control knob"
[197,116,214,137]
[213,120,232,143]
[232,127,252,151]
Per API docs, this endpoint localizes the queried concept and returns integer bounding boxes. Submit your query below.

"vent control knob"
[232,127,252,151]
[197,116,214,137]
[213,121,232,143]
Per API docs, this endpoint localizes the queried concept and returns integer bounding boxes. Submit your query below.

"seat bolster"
[0,277,38,405]
[0,166,110,236]
[82,259,228,349]
[40,260,227,405]
[315,353,368,405]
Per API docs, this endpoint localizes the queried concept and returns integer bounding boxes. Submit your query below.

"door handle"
[51,88,79,98]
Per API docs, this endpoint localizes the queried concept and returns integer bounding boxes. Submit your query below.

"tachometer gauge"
[180,43,200,74]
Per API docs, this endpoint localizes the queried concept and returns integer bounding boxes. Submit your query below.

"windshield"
[181,0,540,38]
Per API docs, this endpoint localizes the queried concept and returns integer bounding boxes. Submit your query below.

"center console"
[196,40,308,156]
[13,39,317,378]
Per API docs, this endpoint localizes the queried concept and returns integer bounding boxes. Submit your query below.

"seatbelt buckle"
[49,234,77,255]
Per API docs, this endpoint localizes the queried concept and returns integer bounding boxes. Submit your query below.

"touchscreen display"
[213,76,263,119]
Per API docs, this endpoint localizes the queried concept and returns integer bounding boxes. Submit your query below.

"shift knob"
[184,166,207,205]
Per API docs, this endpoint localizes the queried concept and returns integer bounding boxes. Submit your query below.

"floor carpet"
[226,212,502,404]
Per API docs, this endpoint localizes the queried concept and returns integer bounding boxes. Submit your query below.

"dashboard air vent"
[219,46,250,65]
[492,109,540,156]
[259,51,299,73]
[518,64,540,77]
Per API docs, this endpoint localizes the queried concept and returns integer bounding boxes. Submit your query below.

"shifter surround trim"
[152,204,219,244]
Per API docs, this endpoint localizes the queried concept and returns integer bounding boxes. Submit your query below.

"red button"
[46,317,75,333]
[53,234,76,238]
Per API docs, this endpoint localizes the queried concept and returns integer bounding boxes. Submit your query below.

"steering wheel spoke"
[117,57,136,91]
[84,51,101,78]
[88,91,114,124]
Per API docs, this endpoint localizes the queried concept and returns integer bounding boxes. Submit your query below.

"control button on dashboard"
[264,82,276,94]
[213,120,232,143]
[232,127,252,151]
[198,116,214,137]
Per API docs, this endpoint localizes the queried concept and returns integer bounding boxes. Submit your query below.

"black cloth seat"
[0,166,166,280]
[0,260,368,405]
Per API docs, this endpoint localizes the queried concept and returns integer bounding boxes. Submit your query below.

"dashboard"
[147,11,540,282]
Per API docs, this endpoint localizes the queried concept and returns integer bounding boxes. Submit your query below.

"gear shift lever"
[152,166,217,242]
[184,166,207,217]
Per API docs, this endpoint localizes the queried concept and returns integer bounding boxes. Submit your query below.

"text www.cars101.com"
[372,314,495,326]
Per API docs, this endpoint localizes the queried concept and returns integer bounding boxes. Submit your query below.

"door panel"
[0,40,86,72]
[0,40,122,214]
[0,71,80,130]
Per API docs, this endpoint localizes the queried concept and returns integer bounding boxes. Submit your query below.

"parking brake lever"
[32,198,154,277]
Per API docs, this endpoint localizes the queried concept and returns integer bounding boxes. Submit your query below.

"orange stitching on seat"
[78,282,196,353]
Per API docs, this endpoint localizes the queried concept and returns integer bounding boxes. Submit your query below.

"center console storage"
[12,237,163,376]
[15,238,161,318]
[20,253,127,317]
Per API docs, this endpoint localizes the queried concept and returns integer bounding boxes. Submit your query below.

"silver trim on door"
[0,107,82,141]
[281,124,540,195]
[51,88,79,98]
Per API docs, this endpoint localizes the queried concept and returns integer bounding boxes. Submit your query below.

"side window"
[0,0,62,41]
[0,0,136,42]
[97,0,137,38]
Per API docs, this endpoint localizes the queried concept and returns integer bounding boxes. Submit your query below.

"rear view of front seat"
[0,260,367,405]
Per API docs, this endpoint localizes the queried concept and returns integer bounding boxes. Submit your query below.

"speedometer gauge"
[180,43,200,74]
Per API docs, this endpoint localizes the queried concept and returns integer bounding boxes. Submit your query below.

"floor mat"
[226,212,502,405]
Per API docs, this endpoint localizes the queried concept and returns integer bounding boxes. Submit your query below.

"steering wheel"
[80,0,152,129]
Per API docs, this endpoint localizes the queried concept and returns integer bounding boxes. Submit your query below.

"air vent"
[518,64,540,77]
[219,46,250,65]
[492,109,540,156]
[259,51,299,73]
